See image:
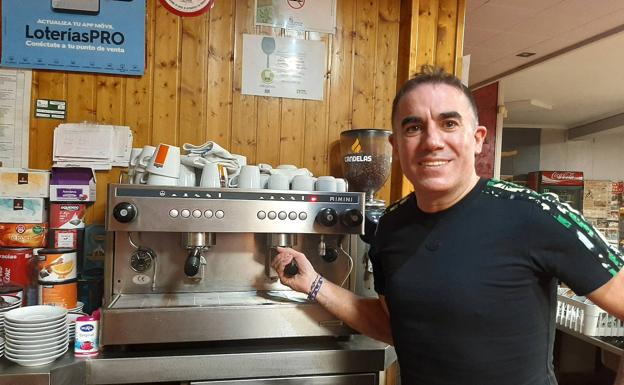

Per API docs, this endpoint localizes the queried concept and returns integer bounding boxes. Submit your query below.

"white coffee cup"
[136,145,156,169]
[291,175,316,191]
[178,164,197,187]
[238,165,261,189]
[200,163,221,188]
[335,178,347,192]
[268,173,289,190]
[128,148,143,176]
[146,144,181,178]
[147,173,178,186]
[276,164,297,170]
[260,173,270,189]
[316,176,337,192]
[135,172,148,184]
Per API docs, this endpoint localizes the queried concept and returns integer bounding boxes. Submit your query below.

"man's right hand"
[272,246,318,295]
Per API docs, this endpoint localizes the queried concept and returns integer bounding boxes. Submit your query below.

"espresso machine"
[102,184,365,346]
[340,129,392,297]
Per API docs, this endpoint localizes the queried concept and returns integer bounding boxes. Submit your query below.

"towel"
[182,141,242,177]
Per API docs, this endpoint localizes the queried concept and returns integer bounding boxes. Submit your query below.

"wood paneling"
[28,0,467,221]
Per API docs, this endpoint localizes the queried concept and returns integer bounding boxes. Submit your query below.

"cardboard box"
[0,223,48,248]
[49,167,96,202]
[0,198,48,223]
[0,168,50,198]
[50,203,86,229]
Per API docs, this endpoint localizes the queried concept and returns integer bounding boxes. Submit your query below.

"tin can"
[0,282,24,304]
[0,248,36,305]
[0,248,35,286]
[39,280,77,309]
[37,249,77,282]
[74,315,99,357]
[50,203,86,229]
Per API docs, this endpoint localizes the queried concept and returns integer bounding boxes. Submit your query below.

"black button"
[425,240,440,251]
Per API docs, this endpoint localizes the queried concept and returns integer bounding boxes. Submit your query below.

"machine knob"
[113,202,137,223]
[184,248,202,277]
[340,209,363,228]
[316,208,338,227]
[283,261,299,277]
[322,247,339,263]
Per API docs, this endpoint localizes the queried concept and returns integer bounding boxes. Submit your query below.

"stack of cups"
[315,176,348,192]
[37,248,78,310]
[129,145,156,184]
[145,144,181,186]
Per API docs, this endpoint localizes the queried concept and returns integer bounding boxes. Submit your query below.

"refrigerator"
[527,171,584,212]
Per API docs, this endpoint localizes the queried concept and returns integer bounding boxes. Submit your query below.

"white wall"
[540,129,624,180]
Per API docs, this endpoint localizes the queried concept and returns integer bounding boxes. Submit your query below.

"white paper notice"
[255,0,336,34]
[53,123,133,170]
[242,34,326,101]
[0,69,31,168]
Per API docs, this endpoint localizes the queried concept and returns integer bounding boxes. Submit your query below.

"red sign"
[536,171,584,186]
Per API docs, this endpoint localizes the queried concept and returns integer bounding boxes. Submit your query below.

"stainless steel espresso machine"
[102,184,366,346]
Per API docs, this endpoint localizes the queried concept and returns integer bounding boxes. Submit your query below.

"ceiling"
[464,0,624,132]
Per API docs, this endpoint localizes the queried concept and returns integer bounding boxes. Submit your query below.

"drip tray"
[109,291,310,309]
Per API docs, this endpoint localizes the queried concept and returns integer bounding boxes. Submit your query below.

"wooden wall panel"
[152,3,181,146]
[179,16,209,146]
[230,0,257,164]
[28,0,467,221]
[206,0,234,146]
[351,0,378,128]
[327,2,355,176]
[124,0,156,148]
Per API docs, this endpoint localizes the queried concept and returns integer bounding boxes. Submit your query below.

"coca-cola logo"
[551,172,579,180]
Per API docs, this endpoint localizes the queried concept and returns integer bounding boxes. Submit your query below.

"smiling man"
[273,66,624,385]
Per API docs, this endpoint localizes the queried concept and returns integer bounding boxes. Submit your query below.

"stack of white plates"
[0,336,4,358]
[67,311,87,342]
[69,301,84,313]
[3,306,69,366]
[0,295,22,335]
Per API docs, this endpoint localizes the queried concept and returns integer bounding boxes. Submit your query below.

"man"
[272,66,624,385]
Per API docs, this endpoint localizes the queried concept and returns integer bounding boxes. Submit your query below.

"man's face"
[390,83,487,199]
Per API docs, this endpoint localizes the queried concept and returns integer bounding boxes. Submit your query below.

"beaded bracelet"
[308,274,320,295]
[307,275,324,301]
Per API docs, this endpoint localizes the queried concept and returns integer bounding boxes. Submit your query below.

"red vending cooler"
[527,171,584,211]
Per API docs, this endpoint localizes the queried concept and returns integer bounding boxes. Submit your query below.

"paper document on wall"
[53,123,133,170]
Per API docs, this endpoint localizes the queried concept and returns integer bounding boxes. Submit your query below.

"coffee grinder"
[340,129,392,296]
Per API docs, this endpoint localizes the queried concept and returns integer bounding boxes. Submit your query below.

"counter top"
[557,325,624,356]
[0,335,396,385]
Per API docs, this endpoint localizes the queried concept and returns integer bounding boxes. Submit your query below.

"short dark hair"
[391,65,479,130]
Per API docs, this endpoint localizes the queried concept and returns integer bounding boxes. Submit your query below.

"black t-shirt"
[369,178,623,385]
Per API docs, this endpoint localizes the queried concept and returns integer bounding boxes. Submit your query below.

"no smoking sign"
[287,0,305,9]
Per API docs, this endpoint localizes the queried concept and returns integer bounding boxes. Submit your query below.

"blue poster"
[1,0,145,76]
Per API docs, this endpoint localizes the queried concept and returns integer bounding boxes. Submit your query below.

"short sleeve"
[528,200,623,295]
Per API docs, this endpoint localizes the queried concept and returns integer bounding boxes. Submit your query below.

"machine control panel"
[106,184,365,234]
